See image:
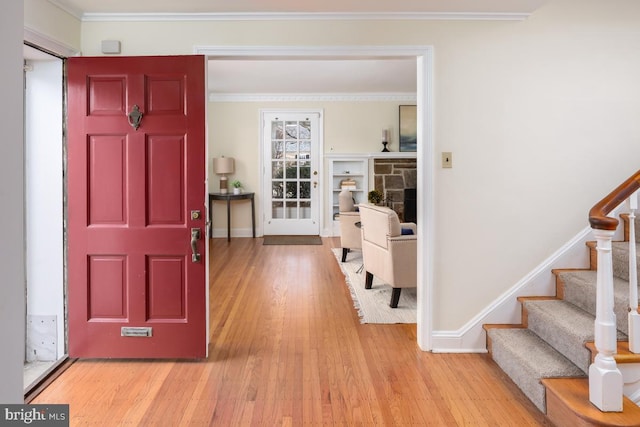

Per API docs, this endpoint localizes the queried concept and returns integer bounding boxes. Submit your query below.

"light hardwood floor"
[33,237,550,426]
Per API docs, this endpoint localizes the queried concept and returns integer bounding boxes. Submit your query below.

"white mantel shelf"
[325,152,417,159]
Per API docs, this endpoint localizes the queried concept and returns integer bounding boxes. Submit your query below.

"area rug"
[331,248,417,324]
[263,235,322,245]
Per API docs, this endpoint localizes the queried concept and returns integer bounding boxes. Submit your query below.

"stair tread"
[558,269,638,334]
[543,378,640,427]
[525,299,627,341]
[585,341,640,364]
[488,328,585,377]
[524,299,627,373]
[612,241,640,281]
[620,214,640,243]
[558,269,630,292]
[488,328,584,412]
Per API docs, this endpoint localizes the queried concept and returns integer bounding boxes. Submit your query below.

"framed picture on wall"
[399,105,417,152]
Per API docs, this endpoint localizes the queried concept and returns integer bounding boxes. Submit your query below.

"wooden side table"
[209,192,256,242]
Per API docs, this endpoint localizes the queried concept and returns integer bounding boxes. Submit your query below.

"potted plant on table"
[368,189,384,205]
[231,180,243,195]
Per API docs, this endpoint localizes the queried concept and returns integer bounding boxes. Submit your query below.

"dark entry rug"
[263,235,322,245]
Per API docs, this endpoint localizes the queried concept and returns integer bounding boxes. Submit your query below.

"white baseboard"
[431,226,593,353]
[210,227,256,239]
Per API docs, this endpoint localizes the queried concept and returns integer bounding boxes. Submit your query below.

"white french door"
[262,111,321,235]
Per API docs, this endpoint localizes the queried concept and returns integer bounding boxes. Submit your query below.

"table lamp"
[213,156,234,194]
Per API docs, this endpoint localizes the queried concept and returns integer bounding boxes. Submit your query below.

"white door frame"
[260,109,324,236]
[195,45,434,351]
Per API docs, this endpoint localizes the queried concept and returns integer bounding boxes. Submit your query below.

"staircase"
[484,213,640,426]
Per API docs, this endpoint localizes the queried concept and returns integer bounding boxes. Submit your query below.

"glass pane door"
[263,112,320,235]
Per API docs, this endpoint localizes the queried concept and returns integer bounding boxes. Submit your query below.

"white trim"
[23,26,79,58]
[431,226,594,353]
[197,45,430,58]
[80,12,531,22]
[210,227,256,239]
[210,93,417,103]
[259,108,324,237]
[429,198,631,353]
[325,152,417,159]
[202,44,433,351]
[619,363,640,405]
[416,51,434,351]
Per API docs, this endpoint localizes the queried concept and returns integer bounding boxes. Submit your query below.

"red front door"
[67,56,207,358]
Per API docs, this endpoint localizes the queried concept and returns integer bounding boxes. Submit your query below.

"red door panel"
[67,56,207,358]
[147,135,185,224]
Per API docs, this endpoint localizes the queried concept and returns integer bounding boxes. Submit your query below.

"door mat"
[263,235,322,245]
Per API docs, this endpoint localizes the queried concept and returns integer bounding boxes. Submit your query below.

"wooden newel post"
[589,228,623,412]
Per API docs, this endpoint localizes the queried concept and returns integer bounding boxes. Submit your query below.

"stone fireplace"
[373,158,417,221]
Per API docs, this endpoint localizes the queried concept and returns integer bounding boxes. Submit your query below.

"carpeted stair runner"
[559,270,631,334]
[486,215,640,415]
[488,328,584,412]
[613,241,640,281]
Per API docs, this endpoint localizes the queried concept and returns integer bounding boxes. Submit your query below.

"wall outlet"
[442,152,452,168]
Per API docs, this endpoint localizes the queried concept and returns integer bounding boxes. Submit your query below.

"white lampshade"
[213,157,235,194]
[213,157,235,175]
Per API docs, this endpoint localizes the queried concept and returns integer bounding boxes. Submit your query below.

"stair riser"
[556,271,635,335]
[524,301,593,374]
[490,339,547,412]
[487,328,586,414]
[589,243,640,281]
[483,215,639,420]
[612,242,640,282]
[621,215,640,244]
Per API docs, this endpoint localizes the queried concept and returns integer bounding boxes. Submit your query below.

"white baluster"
[629,191,640,353]
[589,228,623,411]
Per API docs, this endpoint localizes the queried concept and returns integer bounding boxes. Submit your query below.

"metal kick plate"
[121,327,153,337]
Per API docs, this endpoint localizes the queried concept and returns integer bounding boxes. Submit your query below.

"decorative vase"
[233,188,242,195]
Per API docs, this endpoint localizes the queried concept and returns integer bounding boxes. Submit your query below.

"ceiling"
[208,58,417,96]
[41,0,545,95]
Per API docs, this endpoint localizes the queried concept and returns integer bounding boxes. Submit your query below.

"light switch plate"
[442,152,452,168]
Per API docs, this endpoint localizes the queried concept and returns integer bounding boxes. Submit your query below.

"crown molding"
[48,0,84,20]
[24,26,80,58]
[80,11,530,22]
[209,92,417,103]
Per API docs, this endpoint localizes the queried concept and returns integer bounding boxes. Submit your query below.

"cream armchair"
[338,189,361,262]
[359,204,417,308]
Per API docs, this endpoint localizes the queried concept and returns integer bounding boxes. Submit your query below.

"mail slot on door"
[121,327,153,337]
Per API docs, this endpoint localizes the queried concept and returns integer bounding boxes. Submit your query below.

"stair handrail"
[589,170,640,230]
[587,169,640,412]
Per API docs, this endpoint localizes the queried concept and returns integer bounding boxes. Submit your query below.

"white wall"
[0,0,26,402]
[208,100,406,235]
[24,0,81,53]
[25,58,65,359]
[53,0,640,337]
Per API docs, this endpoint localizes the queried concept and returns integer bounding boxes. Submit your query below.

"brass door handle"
[191,228,201,262]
